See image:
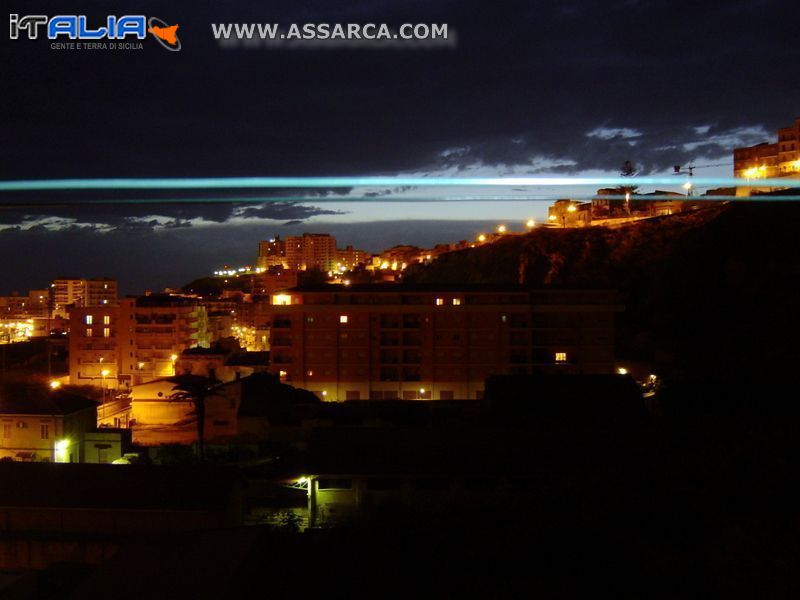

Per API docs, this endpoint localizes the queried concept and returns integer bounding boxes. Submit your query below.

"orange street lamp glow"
[497,225,507,233]
[743,165,767,179]
[567,204,577,213]
[477,233,486,242]
[548,214,557,221]
[49,380,62,390]
[526,218,535,229]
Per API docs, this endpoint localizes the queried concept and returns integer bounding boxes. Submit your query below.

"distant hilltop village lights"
[544,190,702,229]
[215,228,543,286]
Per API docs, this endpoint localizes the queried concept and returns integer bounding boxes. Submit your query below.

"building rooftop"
[0,384,98,416]
[133,294,200,307]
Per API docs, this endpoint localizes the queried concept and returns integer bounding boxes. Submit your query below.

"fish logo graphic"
[148,17,181,51]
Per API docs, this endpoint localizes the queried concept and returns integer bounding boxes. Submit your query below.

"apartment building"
[264,284,621,401]
[257,236,287,270]
[733,117,800,194]
[83,277,118,307]
[68,296,210,389]
[51,278,86,317]
[0,290,49,319]
[50,277,118,317]
[285,233,338,271]
[336,245,370,270]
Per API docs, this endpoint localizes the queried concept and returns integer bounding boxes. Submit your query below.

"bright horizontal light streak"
[2,176,800,192]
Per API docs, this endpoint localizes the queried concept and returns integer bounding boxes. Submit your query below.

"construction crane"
[673,162,733,177]
[673,162,733,196]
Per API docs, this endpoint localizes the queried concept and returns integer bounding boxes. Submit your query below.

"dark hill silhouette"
[406,202,800,386]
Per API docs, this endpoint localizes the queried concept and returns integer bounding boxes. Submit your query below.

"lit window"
[103,328,110,338]
[86,328,93,337]
[339,315,349,324]
[103,315,110,325]
[272,294,292,305]
[452,298,462,306]
[435,298,444,306]
[85,315,93,325]
[555,352,567,363]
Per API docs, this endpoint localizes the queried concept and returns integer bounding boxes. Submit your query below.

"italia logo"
[9,14,181,51]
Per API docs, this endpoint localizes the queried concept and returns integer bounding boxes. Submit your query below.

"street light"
[100,368,110,419]
[477,233,486,243]
[49,380,61,390]
[497,225,507,234]
[564,203,577,228]
[526,218,535,229]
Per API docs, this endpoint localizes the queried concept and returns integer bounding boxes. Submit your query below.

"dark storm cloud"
[2,0,797,183]
[0,188,349,230]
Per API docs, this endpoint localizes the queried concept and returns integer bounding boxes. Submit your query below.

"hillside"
[406,202,800,383]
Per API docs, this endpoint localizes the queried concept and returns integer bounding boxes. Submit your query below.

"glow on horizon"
[2,175,800,192]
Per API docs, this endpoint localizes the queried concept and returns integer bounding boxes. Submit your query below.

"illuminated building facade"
[777,118,800,174]
[285,233,338,271]
[733,117,800,193]
[49,277,118,318]
[548,199,592,227]
[265,285,621,401]
[336,245,369,270]
[0,391,97,463]
[68,296,210,389]
[734,142,779,181]
[50,278,86,318]
[257,236,288,270]
[83,277,118,307]
[0,290,49,319]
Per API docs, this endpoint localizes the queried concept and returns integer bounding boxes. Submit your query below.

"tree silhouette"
[615,160,640,214]
[169,374,221,461]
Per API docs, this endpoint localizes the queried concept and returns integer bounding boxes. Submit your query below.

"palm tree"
[615,160,639,215]
[169,374,221,461]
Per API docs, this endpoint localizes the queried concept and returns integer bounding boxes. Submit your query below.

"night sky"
[1,0,797,293]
